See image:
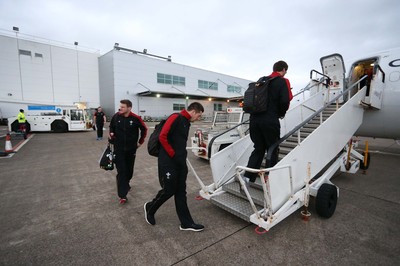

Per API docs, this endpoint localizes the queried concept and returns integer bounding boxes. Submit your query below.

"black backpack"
[147,114,181,157]
[242,76,278,114]
[147,119,167,157]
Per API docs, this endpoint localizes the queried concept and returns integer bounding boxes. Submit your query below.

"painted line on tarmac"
[0,133,34,159]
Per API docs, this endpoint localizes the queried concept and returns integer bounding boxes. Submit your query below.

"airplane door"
[369,64,386,109]
[320,54,346,103]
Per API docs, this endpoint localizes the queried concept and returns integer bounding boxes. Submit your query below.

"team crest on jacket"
[130,121,133,125]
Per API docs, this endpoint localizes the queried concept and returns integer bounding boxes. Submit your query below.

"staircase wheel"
[316,183,337,218]
[359,152,371,170]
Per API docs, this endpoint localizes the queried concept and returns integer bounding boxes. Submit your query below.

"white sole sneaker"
[179,225,204,232]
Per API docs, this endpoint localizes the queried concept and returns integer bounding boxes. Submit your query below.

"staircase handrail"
[292,77,326,98]
[265,75,368,166]
[207,119,250,159]
[310,69,331,86]
[207,76,332,159]
[374,64,386,82]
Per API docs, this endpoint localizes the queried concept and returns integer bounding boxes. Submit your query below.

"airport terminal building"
[0,30,250,120]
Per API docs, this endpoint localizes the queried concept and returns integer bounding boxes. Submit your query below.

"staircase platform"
[222,181,265,206]
[210,192,262,222]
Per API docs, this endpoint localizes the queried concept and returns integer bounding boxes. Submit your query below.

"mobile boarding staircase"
[191,54,377,231]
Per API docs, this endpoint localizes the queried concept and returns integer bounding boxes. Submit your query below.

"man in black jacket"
[244,61,293,184]
[144,102,205,232]
[94,106,106,140]
[109,99,147,204]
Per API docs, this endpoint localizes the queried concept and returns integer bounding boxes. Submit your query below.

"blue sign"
[28,105,56,111]
[56,108,62,113]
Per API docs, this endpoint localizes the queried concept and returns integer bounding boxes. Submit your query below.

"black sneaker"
[179,223,204,232]
[144,202,155,225]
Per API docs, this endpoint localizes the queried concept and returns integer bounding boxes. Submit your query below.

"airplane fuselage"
[353,48,400,139]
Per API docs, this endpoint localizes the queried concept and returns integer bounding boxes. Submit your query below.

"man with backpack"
[243,61,293,185]
[144,102,205,232]
[109,99,147,204]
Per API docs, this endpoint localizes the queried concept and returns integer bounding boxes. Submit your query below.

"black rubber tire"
[359,152,370,170]
[316,183,337,218]
[52,120,68,133]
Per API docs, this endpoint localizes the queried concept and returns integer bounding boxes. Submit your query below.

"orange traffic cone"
[5,133,13,152]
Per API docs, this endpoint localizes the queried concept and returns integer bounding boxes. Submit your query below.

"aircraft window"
[389,71,400,83]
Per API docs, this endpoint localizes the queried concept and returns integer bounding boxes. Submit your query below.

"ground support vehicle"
[191,108,249,160]
[8,105,93,133]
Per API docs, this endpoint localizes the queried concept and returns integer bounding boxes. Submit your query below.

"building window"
[35,53,43,58]
[214,103,223,111]
[227,85,241,93]
[198,80,218,90]
[19,49,32,56]
[173,103,185,111]
[157,73,185,86]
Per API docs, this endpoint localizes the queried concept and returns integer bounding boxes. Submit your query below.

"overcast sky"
[1,0,399,91]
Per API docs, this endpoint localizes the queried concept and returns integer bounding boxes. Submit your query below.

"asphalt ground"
[0,124,399,265]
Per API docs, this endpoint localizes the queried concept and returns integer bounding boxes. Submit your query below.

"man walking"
[243,61,293,184]
[144,102,205,232]
[109,99,147,204]
[94,106,106,140]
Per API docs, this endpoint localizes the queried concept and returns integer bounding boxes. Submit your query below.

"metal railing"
[235,164,292,220]
[265,76,368,167]
[207,119,250,159]
[206,75,333,159]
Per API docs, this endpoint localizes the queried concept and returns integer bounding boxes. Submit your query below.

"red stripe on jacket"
[115,111,148,144]
[269,71,293,101]
[159,109,191,158]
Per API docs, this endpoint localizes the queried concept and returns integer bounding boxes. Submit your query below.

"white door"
[320,54,346,103]
[369,64,386,109]
[69,109,86,130]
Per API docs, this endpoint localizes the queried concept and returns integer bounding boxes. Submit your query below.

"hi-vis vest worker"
[17,109,26,123]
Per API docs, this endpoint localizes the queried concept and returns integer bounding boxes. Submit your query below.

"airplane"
[348,47,400,139]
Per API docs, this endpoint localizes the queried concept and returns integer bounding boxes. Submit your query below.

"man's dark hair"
[273,61,288,72]
[187,102,204,113]
[120,99,132,108]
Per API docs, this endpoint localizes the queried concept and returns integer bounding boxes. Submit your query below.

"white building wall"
[0,35,23,101]
[101,49,250,118]
[0,34,100,118]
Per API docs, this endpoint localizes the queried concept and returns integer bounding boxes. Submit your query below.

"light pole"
[13,26,24,100]
[74,41,81,103]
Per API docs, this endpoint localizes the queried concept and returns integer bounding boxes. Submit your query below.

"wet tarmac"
[0,124,399,265]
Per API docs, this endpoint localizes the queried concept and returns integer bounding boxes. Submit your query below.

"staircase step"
[291,132,310,138]
[280,141,298,149]
[222,181,265,206]
[300,127,315,133]
[322,112,335,117]
[279,146,293,155]
[304,123,319,129]
[210,192,262,222]
[286,136,303,143]
[325,106,339,111]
